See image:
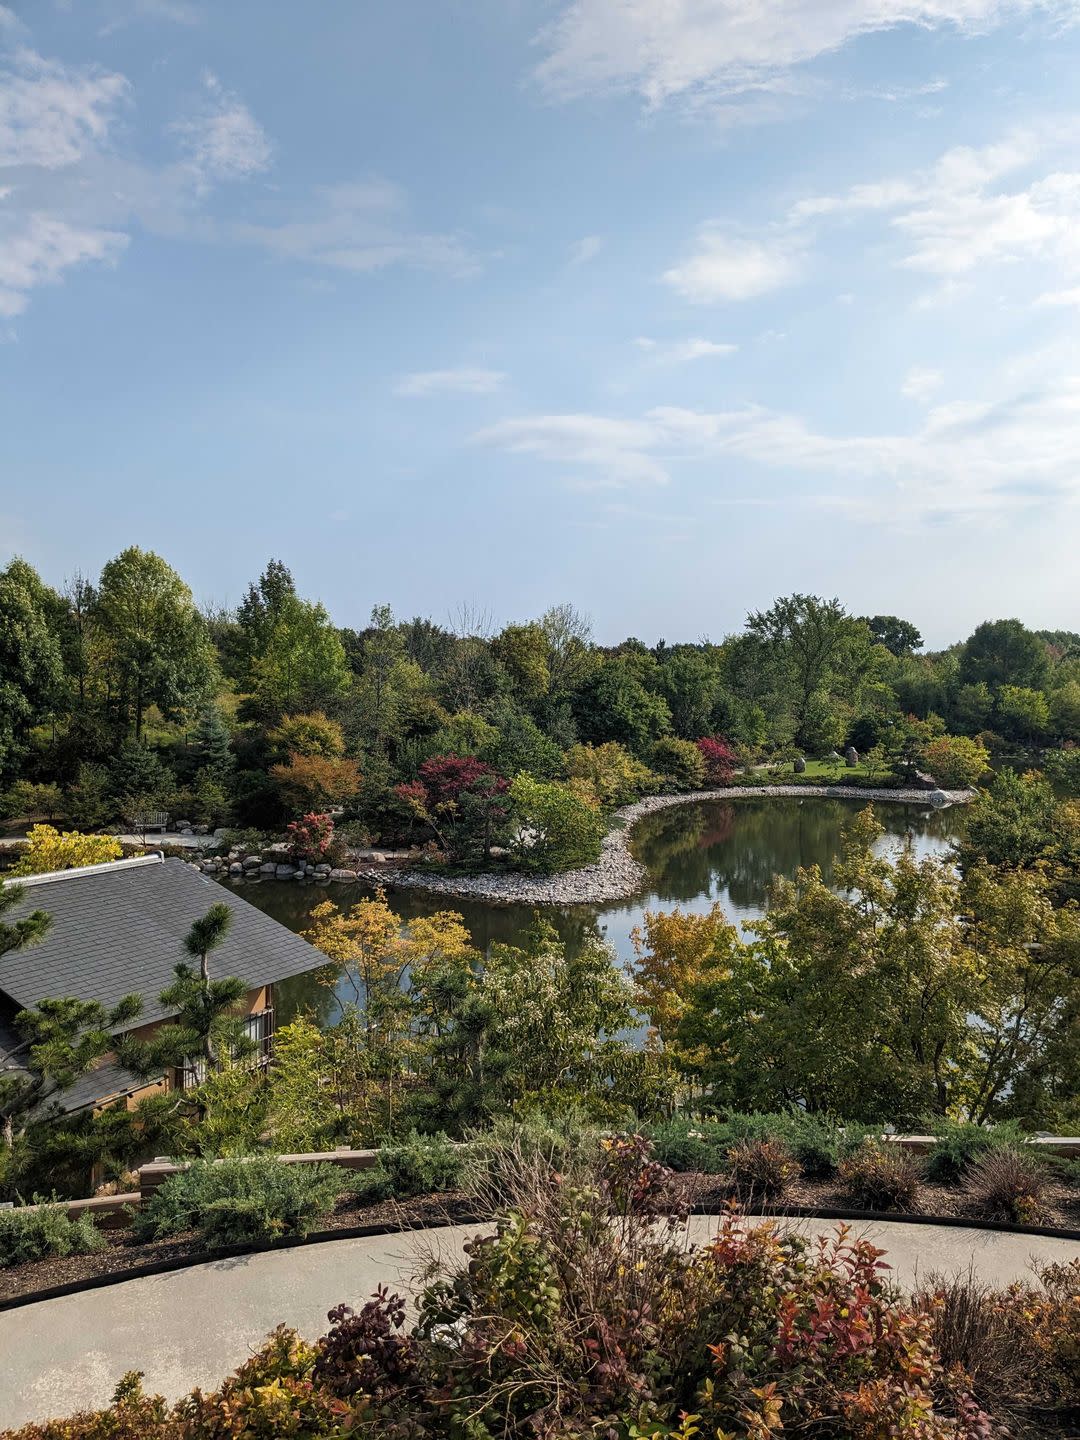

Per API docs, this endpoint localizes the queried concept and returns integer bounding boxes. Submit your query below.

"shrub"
[649,736,706,792]
[775,1111,862,1179]
[924,1120,1025,1184]
[723,1137,799,1200]
[133,1156,348,1249]
[646,1113,776,1173]
[838,1140,922,1211]
[0,1201,105,1269]
[9,825,122,877]
[965,1147,1046,1224]
[377,1132,463,1198]
[696,735,737,785]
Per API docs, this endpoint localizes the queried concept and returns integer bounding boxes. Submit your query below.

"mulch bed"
[2,1171,1078,1307]
[0,1189,479,1306]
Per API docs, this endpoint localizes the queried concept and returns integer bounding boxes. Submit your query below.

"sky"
[2,0,1080,647]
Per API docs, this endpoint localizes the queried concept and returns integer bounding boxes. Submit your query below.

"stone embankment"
[355,785,975,908]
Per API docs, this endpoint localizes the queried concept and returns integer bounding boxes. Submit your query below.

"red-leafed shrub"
[697,735,737,785]
[286,811,335,863]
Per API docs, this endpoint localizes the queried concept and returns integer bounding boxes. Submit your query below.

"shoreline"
[365,784,976,907]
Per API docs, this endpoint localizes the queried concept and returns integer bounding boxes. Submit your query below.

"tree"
[92,547,216,741]
[509,773,606,871]
[119,904,252,1097]
[395,755,510,863]
[919,734,990,789]
[492,622,551,702]
[631,903,740,1058]
[0,994,142,1148]
[269,711,346,759]
[863,614,923,656]
[10,825,122,877]
[676,808,1080,1124]
[0,559,65,784]
[697,736,737,785]
[271,752,361,812]
[574,657,671,754]
[746,595,873,746]
[959,619,1050,693]
[564,742,655,807]
[1049,682,1080,741]
[65,763,112,830]
[997,685,1050,744]
[653,647,719,737]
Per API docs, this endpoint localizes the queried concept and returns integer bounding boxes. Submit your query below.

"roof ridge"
[1,853,165,890]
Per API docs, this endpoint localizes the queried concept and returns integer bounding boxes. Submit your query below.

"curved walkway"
[0,1213,1071,1430]
[376,785,975,906]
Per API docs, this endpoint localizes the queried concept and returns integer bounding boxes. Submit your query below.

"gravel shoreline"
[367,785,975,907]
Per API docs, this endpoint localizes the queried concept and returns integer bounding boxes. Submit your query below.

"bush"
[0,1201,105,1269]
[924,1120,1026,1184]
[723,1137,799,1200]
[839,1141,922,1211]
[377,1132,463,1198]
[649,736,706,792]
[133,1156,348,1249]
[775,1112,866,1179]
[965,1148,1046,1224]
[646,1113,775,1173]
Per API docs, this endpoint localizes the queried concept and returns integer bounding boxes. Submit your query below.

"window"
[174,1009,274,1090]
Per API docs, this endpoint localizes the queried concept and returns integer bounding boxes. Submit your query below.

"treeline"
[2,549,1079,866]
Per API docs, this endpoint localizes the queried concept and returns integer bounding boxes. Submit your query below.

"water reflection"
[226,797,962,1024]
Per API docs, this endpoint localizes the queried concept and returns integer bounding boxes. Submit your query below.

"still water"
[222,796,964,1026]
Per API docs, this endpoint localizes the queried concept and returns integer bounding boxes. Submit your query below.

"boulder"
[793,755,806,774]
[229,862,243,876]
[260,862,277,874]
[330,867,358,882]
[242,855,262,869]
[275,864,297,879]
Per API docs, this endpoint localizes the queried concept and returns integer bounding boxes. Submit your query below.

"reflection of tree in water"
[631,798,961,914]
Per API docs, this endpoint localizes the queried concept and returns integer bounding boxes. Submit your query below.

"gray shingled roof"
[0,856,324,1029]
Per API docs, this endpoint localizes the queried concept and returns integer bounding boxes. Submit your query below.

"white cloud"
[0,212,127,316]
[396,367,505,397]
[0,46,128,169]
[568,234,603,266]
[1037,286,1080,305]
[228,179,478,277]
[171,73,272,186]
[901,366,944,400]
[634,336,737,363]
[663,226,800,302]
[476,413,674,485]
[534,1,1074,110]
[479,373,1080,522]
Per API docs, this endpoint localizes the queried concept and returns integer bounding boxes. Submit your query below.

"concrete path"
[1,1217,1075,1431]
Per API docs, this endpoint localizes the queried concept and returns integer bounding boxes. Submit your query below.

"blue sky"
[3,0,1080,646]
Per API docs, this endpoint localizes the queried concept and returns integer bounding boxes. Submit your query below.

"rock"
[242,855,261,869]
[260,862,277,874]
[193,824,209,836]
[200,860,218,873]
[845,746,859,767]
[229,862,243,875]
[181,828,194,837]
[929,789,950,809]
[314,863,331,875]
[275,864,297,879]
[174,820,192,832]
[793,756,806,774]
[330,867,358,882]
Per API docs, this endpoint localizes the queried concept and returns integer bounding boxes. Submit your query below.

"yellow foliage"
[11,824,123,877]
[631,902,738,1054]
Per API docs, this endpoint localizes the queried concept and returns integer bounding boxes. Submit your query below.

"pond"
[220,796,965,1026]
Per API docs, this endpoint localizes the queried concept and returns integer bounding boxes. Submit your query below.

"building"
[0,854,328,1116]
